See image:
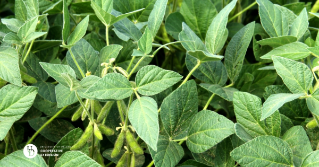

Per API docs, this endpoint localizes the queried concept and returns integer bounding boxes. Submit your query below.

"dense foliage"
[1,0,319,166]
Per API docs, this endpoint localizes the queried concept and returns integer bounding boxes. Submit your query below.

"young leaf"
[260,42,310,60]
[234,123,253,142]
[230,136,294,167]
[149,135,184,167]
[1,18,24,32]
[273,56,313,94]
[215,137,235,167]
[67,15,89,46]
[187,50,223,63]
[113,13,142,41]
[62,0,70,44]
[15,0,28,22]
[257,36,297,48]
[265,110,281,137]
[0,150,46,166]
[24,53,49,82]
[3,32,22,45]
[289,8,308,40]
[99,44,123,64]
[128,97,159,151]
[199,83,238,101]
[306,89,319,116]
[261,93,304,120]
[17,17,38,42]
[138,27,153,54]
[55,151,101,167]
[94,0,113,13]
[205,0,236,54]
[0,47,22,86]
[160,80,198,139]
[301,150,319,167]
[165,12,185,40]
[179,23,206,51]
[257,0,289,37]
[187,110,234,153]
[225,22,255,83]
[135,65,182,96]
[147,0,168,37]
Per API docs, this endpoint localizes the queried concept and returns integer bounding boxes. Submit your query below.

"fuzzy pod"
[97,101,114,123]
[111,131,125,158]
[71,105,83,121]
[94,149,104,166]
[81,99,91,121]
[116,152,128,167]
[93,100,102,115]
[98,124,114,136]
[126,130,144,154]
[94,123,103,140]
[306,119,318,129]
[130,153,135,167]
[70,122,93,150]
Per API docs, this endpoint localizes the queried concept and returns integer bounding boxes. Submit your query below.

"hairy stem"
[22,40,35,64]
[26,106,68,145]
[126,56,136,72]
[203,94,216,110]
[311,0,319,13]
[69,49,85,78]
[75,92,93,121]
[147,161,154,167]
[128,57,146,79]
[228,1,257,23]
[179,60,201,87]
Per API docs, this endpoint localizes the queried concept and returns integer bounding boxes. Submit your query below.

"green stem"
[147,161,154,167]
[69,49,86,78]
[22,43,29,57]
[179,60,201,87]
[9,129,17,151]
[127,57,146,79]
[134,89,140,99]
[311,0,319,13]
[26,106,68,145]
[203,94,215,110]
[117,101,126,124]
[4,139,9,155]
[22,40,35,64]
[75,92,93,121]
[152,41,183,56]
[228,1,257,23]
[106,25,109,46]
[105,162,113,167]
[172,0,178,12]
[126,56,136,72]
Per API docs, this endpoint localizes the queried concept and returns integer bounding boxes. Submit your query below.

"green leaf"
[257,36,297,48]
[257,0,289,37]
[149,135,184,167]
[199,83,238,101]
[0,150,46,167]
[67,15,89,46]
[187,50,223,63]
[77,75,101,99]
[0,84,37,140]
[24,32,47,43]
[15,0,28,21]
[191,146,216,166]
[0,47,22,86]
[160,80,198,139]
[136,65,182,96]
[165,12,185,40]
[110,9,144,25]
[307,46,319,58]
[301,150,319,167]
[273,56,313,94]
[282,126,313,167]
[225,22,255,83]
[62,0,70,44]
[55,151,101,167]
[234,123,253,142]
[148,0,168,37]
[215,137,235,167]
[55,84,77,108]
[179,23,206,51]
[233,92,268,138]
[99,44,123,63]
[113,0,154,22]
[17,17,38,42]
[180,0,217,40]
[42,0,63,15]
[91,0,115,25]
[25,53,49,82]
[307,89,319,116]
[3,32,22,45]
[1,18,24,32]
[205,0,236,54]
[187,110,234,153]
[33,81,56,103]
[113,13,142,41]
[289,8,308,40]
[260,42,310,60]
[128,96,159,151]
[265,110,281,137]
[230,136,294,167]
[94,0,113,13]
[261,93,304,120]
[85,73,133,100]
[61,73,81,91]
[280,114,293,135]
[39,62,76,88]
[25,0,39,19]
[138,27,153,54]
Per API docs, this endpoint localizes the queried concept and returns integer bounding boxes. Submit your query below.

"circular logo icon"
[23,144,37,158]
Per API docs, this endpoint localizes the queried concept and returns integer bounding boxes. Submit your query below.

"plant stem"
[22,40,35,64]
[9,129,17,151]
[147,161,154,167]
[26,106,68,145]
[22,42,29,57]
[228,1,257,23]
[127,57,146,79]
[179,60,201,87]
[105,162,113,167]
[69,49,86,78]
[106,25,109,46]
[172,0,178,13]
[311,0,319,13]
[4,139,9,155]
[152,41,183,56]
[117,101,126,124]
[203,94,215,110]
[75,92,93,121]
[126,56,136,72]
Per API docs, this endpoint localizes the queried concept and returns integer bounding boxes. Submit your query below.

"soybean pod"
[125,130,143,154]
[98,124,114,136]
[116,152,128,167]
[70,122,93,150]
[71,105,83,121]
[94,123,103,140]
[130,153,135,167]
[111,130,125,158]
[97,101,114,123]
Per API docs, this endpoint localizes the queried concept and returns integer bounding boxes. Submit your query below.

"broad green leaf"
[199,83,238,101]
[234,123,253,142]
[110,9,145,25]
[39,62,76,88]
[77,75,101,99]
[55,84,77,108]
[215,137,234,167]
[257,0,289,37]
[29,117,75,142]
[132,49,149,57]
[186,55,227,86]
[84,32,105,51]
[205,0,236,54]
[67,16,89,46]
[60,73,81,91]
[62,0,70,44]
[3,33,22,45]
[280,114,293,135]
[128,96,159,151]
[307,46,319,58]
[187,50,223,63]
[15,0,28,21]
[257,36,297,48]
[147,0,168,37]
[0,84,37,140]
[136,65,182,96]
[42,0,63,14]
[1,18,24,32]
[253,23,272,62]
[94,0,113,13]
[187,110,234,153]
[0,47,22,86]
[276,5,297,27]
[160,80,198,139]
[0,150,46,166]
[99,44,123,63]
[25,0,39,18]
[301,150,319,167]
[307,89,319,116]
[233,92,268,138]
[33,81,56,102]
[25,53,49,82]
[138,27,153,54]
[113,0,155,22]
[55,151,101,167]
[260,42,310,60]
[24,32,47,43]
[282,126,313,167]
[191,146,216,166]
[113,15,142,41]
[179,23,206,51]
[180,0,217,40]
[265,110,281,137]
[273,56,313,94]
[66,39,99,79]
[289,8,308,40]
[261,93,304,120]
[165,12,185,40]
[230,136,294,167]
[91,0,115,25]
[225,22,255,83]
[149,135,184,167]
[17,17,38,42]
[85,73,133,100]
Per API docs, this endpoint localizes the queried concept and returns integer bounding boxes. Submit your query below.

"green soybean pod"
[71,105,83,121]
[306,119,318,129]
[94,149,104,166]
[116,152,128,167]
[130,153,135,167]
[97,101,114,123]
[94,100,102,115]
[94,123,103,140]
[70,122,93,150]
[111,131,125,158]
[125,130,144,154]
[98,124,114,136]
[81,99,91,121]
